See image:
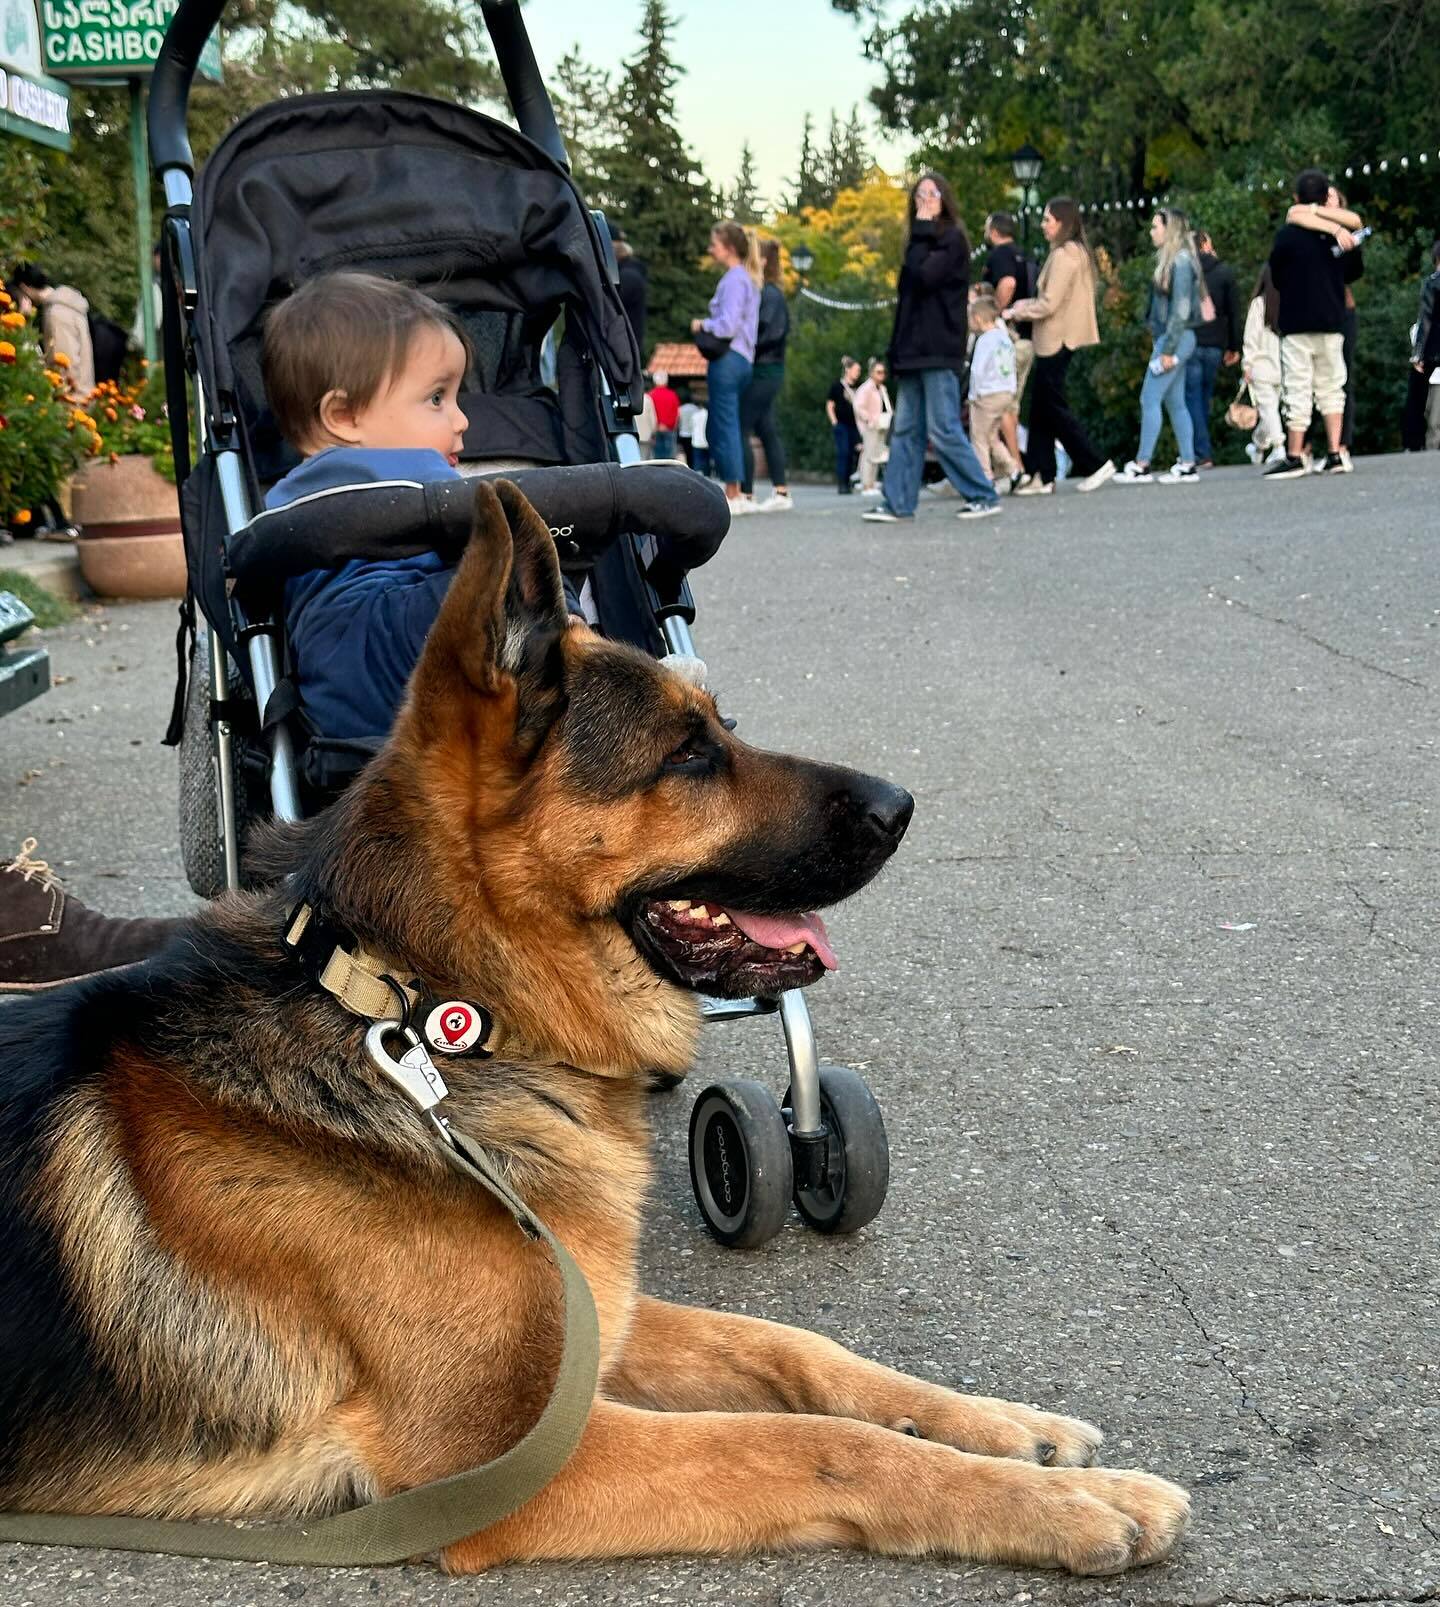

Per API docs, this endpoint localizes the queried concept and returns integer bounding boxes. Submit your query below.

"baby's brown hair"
[261,271,469,450]
[968,294,999,329]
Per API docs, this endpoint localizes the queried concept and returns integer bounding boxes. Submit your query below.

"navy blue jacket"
[272,448,462,744]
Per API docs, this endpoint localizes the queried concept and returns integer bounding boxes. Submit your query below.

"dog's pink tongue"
[723,908,837,970]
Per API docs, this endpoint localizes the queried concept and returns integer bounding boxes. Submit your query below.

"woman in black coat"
[863,172,1000,524]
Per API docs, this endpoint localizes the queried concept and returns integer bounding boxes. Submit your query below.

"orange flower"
[0,290,12,306]
[0,311,24,329]
[104,407,118,421]
[53,351,71,369]
[12,509,32,525]
[23,392,34,403]
[0,341,15,364]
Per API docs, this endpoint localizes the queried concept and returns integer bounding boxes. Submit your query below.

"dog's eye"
[663,741,703,770]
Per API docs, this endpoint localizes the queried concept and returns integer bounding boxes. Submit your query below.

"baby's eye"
[429,391,445,406]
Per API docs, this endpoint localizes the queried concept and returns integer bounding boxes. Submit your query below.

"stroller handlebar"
[151,0,569,177]
[227,464,731,592]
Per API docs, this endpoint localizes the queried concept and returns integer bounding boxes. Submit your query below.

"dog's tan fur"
[0,481,1188,1575]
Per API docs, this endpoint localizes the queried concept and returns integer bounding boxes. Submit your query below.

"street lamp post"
[790,242,815,293]
[1008,143,1045,255]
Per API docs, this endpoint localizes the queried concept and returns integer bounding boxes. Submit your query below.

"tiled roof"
[646,341,708,378]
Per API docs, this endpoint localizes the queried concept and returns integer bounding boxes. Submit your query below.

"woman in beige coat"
[1003,199,1114,494]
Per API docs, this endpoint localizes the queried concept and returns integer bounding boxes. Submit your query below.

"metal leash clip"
[364,1019,450,1114]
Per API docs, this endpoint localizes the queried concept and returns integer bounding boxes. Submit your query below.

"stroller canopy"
[192,90,643,478]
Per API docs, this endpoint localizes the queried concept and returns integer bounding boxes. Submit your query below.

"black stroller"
[149,0,890,1248]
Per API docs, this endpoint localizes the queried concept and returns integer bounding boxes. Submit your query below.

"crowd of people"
[847,164,1440,523]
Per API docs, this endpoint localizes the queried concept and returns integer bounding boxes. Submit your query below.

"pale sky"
[524,0,910,211]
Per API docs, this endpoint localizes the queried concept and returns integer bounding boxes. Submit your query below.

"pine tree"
[552,45,618,202]
[788,113,827,213]
[601,0,716,345]
[728,140,764,223]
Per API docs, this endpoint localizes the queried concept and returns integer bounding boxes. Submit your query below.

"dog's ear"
[404,479,570,751]
[494,478,570,635]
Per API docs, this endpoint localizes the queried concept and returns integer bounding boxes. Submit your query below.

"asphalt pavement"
[2,455,1437,1607]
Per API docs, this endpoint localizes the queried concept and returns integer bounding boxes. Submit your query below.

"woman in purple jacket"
[691,220,761,510]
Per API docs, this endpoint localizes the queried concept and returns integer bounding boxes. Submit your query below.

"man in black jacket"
[1264,168,1364,479]
[1188,227,1241,466]
[609,225,649,364]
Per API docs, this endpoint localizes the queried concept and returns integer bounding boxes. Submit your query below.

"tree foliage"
[597,0,716,346]
[727,140,763,224]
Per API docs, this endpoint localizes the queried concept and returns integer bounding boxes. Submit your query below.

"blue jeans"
[1184,343,1224,461]
[706,351,752,484]
[1139,335,1197,464]
[882,368,997,515]
[832,422,858,490]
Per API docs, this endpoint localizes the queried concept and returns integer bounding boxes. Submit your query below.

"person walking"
[1114,208,1204,485]
[852,356,892,495]
[1264,169,1364,479]
[690,402,710,476]
[1001,199,1115,496]
[982,211,1034,474]
[863,172,1002,524]
[648,369,680,460]
[967,296,1019,487]
[609,224,649,361]
[1241,265,1285,463]
[826,356,862,495]
[691,220,761,511]
[1188,226,1241,467]
[740,238,793,512]
[1402,238,1440,451]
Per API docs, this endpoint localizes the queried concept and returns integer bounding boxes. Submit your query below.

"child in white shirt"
[967,297,1018,484]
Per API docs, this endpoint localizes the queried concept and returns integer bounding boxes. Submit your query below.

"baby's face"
[351,325,469,464]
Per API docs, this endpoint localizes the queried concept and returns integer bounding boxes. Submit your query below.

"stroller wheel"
[688,1080,792,1248]
[784,1065,889,1235]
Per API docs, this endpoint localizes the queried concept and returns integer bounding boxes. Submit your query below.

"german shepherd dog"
[0,482,1188,1574]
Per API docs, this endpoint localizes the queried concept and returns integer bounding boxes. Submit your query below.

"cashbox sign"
[0,0,70,149]
[40,0,221,81]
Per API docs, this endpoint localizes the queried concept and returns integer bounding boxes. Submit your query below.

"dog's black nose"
[856,779,914,845]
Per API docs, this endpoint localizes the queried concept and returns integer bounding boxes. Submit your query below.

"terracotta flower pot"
[71,455,186,600]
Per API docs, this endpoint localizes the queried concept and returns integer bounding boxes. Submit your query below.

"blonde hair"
[969,294,999,328]
[712,220,763,288]
[1152,208,1201,292]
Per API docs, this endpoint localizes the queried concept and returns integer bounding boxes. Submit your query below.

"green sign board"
[0,0,70,148]
[40,0,221,81]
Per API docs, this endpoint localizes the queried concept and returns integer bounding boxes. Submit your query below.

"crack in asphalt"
[1206,588,1431,692]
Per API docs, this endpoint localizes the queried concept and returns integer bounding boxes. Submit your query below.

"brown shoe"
[0,839,185,992]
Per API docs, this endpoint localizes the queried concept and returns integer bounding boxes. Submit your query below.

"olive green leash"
[0,1025,599,1566]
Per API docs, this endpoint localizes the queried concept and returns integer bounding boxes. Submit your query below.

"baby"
[966,296,1019,488]
[263,271,592,748]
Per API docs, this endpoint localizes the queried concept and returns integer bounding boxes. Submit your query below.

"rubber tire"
[784,1065,890,1235]
[688,1079,794,1248]
[177,633,259,898]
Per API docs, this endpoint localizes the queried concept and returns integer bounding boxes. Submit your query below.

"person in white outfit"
[851,357,893,494]
[1242,264,1285,463]
[966,297,1019,485]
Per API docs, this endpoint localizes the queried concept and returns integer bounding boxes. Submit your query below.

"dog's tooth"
[712,912,732,927]
[691,904,710,920]
[785,941,808,955]
[667,900,692,911]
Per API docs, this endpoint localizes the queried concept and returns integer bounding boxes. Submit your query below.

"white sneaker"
[1264,444,1288,465]
[1336,447,1354,473]
[1162,461,1200,483]
[862,506,912,523]
[1013,477,1054,496]
[1114,460,1153,484]
[925,480,959,497]
[1077,458,1117,492]
[758,491,794,512]
[860,486,884,498]
[728,495,759,516]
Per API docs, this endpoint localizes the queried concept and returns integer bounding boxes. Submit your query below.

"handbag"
[693,327,732,361]
[1225,381,1258,432]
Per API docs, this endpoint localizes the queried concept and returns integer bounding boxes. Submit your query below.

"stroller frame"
[148,0,885,1247]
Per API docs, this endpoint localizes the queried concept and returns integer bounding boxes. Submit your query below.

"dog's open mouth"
[631,897,836,997]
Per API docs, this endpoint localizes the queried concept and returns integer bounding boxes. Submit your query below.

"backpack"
[88,312,128,385]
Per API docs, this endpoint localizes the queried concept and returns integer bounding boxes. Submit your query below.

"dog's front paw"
[910,1394,1103,1466]
[1037,1467,1191,1574]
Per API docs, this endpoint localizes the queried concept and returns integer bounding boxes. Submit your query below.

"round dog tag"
[423,999,490,1055]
